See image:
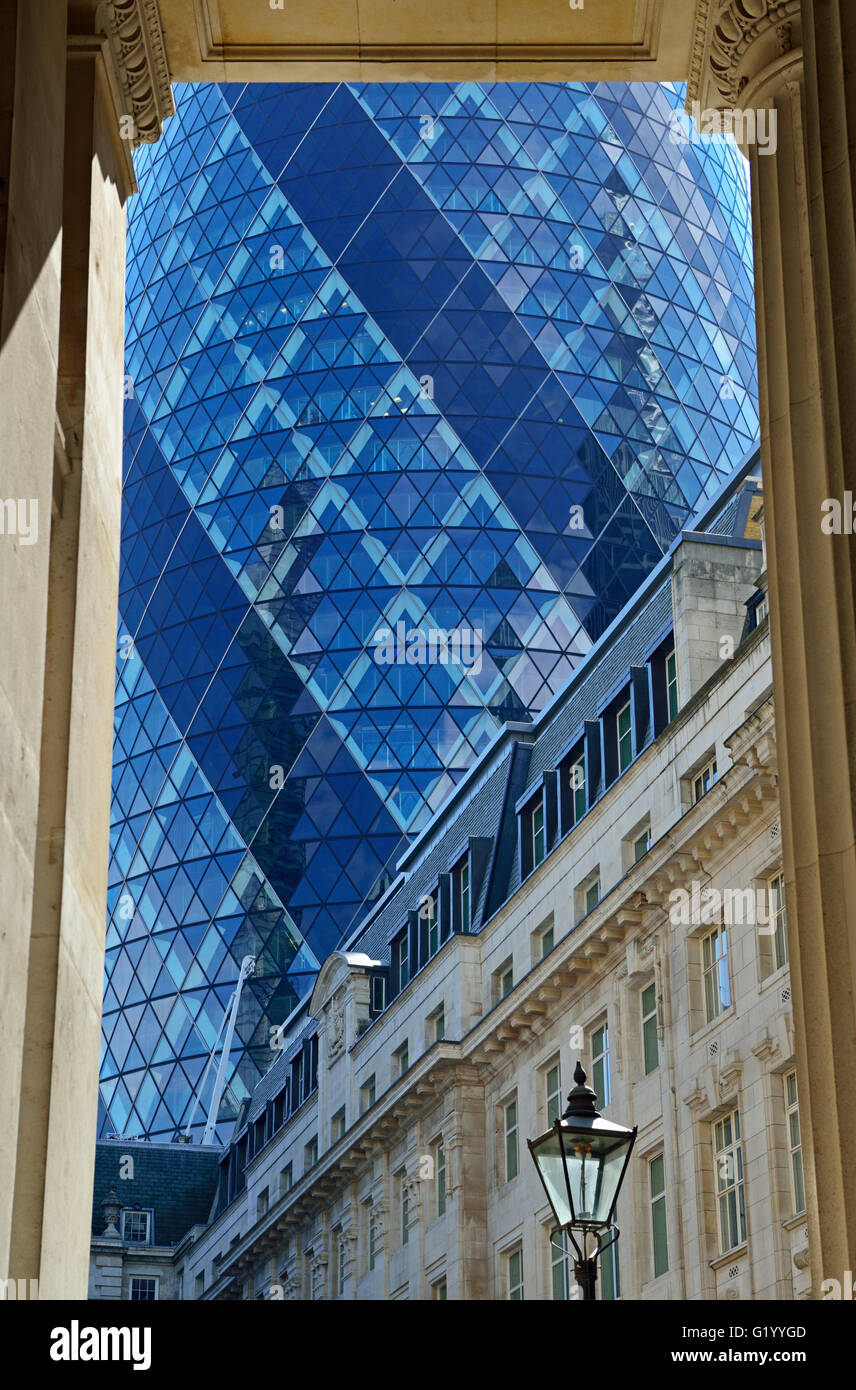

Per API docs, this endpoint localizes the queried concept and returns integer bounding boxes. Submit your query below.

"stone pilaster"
[7,18,130,1299]
[1,0,173,1299]
[690,0,856,1290]
[0,0,67,1293]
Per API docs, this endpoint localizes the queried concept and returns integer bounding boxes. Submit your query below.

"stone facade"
[130,477,812,1301]
[5,0,856,1298]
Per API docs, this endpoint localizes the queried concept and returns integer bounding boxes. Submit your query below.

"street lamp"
[528,1061,636,1300]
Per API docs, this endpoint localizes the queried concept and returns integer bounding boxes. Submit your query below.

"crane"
[182,955,256,1145]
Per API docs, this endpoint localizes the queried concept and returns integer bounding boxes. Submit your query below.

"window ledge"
[759,963,790,993]
[709,1242,748,1271]
[690,1004,736,1045]
[782,1212,808,1233]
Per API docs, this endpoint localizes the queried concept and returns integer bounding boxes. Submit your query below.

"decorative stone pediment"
[308,950,383,1065]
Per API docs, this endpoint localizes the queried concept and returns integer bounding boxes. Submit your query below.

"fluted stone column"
[689,0,856,1290]
[0,0,67,1294]
[1,0,172,1298]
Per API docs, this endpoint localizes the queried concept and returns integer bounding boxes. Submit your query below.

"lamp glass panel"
[531,1131,572,1227]
[561,1132,632,1225]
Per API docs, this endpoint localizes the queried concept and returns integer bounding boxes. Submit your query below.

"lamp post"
[528,1061,636,1301]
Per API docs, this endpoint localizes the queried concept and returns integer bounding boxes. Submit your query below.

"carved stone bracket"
[751,1030,780,1064]
[792,1242,810,1272]
[403,1175,423,1214]
[339,1229,357,1274]
[95,0,175,147]
[688,1,802,111]
[718,1049,743,1096]
[370,1201,388,1242]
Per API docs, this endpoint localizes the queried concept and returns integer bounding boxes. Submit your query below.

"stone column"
[689,0,856,1288]
[450,1070,488,1300]
[0,0,67,1289]
[2,0,172,1298]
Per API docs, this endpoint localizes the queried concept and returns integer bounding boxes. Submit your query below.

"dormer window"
[454,857,470,933]
[395,931,410,990]
[570,757,586,824]
[519,788,549,879]
[558,739,587,835]
[603,686,633,786]
[425,890,439,957]
[121,1210,151,1244]
[370,974,386,1015]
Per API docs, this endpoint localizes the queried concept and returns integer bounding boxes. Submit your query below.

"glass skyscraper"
[102,81,758,1141]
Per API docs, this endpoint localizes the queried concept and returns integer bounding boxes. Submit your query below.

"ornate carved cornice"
[95,0,174,147]
[688,1,801,111]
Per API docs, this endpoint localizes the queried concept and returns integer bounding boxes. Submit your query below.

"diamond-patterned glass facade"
[102,81,758,1140]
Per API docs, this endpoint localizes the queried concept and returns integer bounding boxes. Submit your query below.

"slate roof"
[92,1140,222,1245]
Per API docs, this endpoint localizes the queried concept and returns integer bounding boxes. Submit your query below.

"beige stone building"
[106,468,811,1302]
[5,0,856,1299]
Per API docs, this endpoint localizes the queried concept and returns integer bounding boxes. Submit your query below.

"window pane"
[571,760,586,822]
[618,703,632,772]
[533,803,545,866]
[791,1151,805,1215]
[649,1155,668,1277]
[508,1249,523,1300]
[505,1101,519,1180]
[652,1198,669,1277]
[546,1065,561,1126]
[666,651,678,720]
[599,1232,620,1300]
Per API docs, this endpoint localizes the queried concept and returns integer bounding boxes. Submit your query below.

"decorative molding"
[339,1229,357,1274]
[751,1030,780,1064]
[682,1078,710,1112]
[718,1048,743,1095]
[403,1176,423,1213]
[687,1,801,109]
[328,987,347,1065]
[192,0,665,71]
[95,0,174,147]
[792,1242,810,1271]
[687,0,714,108]
[370,1201,388,1243]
